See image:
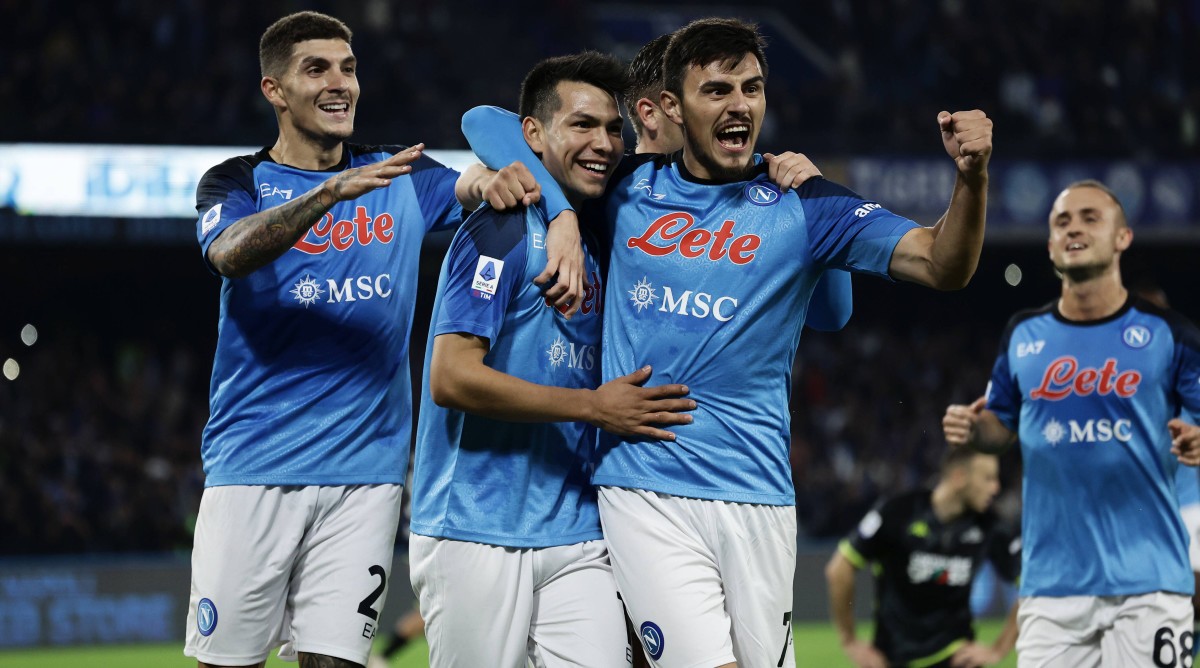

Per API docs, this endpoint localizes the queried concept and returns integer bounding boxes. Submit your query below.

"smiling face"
[662,52,765,182]
[264,38,359,148]
[1047,185,1131,280]
[524,81,625,206]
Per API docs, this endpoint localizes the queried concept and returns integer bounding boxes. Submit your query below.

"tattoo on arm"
[208,185,336,278]
[298,652,363,668]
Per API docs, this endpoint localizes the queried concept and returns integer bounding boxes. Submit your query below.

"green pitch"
[0,620,1016,667]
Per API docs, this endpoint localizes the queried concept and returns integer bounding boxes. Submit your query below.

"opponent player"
[186,12,580,668]
[409,52,695,668]
[464,17,992,667]
[826,448,1020,668]
[943,180,1200,666]
[622,31,852,333]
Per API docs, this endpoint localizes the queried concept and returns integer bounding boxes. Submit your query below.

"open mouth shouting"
[716,122,751,152]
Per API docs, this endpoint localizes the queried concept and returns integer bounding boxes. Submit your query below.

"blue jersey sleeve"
[794,178,919,279]
[985,318,1023,432]
[409,153,465,232]
[806,270,853,331]
[195,156,259,273]
[1168,314,1200,423]
[461,106,573,221]
[433,206,530,343]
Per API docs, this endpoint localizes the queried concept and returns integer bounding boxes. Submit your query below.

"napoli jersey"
[410,204,606,548]
[986,296,1200,596]
[1178,458,1200,508]
[592,154,917,505]
[195,145,461,486]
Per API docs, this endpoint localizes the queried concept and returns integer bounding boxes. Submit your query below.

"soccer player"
[409,52,695,668]
[623,32,851,333]
[186,12,580,668]
[464,17,992,667]
[826,448,1020,668]
[943,180,1200,667]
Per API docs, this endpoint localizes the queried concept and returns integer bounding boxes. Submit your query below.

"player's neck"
[930,484,965,523]
[1058,269,1127,322]
[270,130,345,171]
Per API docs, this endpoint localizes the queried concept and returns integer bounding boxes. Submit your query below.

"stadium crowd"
[5,0,1197,157]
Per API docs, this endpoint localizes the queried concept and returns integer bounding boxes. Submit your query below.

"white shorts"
[1181,503,1200,572]
[184,484,403,666]
[1017,592,1194,668]
[597,486,797,668]
[410,534,628,668]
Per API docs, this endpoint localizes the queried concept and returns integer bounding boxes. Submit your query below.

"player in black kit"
[825,448,1020,668]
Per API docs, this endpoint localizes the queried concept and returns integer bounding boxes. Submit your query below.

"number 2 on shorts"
[356,564,387,621]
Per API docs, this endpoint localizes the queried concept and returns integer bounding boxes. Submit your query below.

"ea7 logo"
[1017,340,1045,357]
[259,183,294,200]
[853,203,882,218]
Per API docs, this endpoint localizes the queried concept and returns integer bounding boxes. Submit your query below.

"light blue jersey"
[410,204,606,548]
[462,107,916,505]
[592,155,914,504]
[987,296,1200,597]
[195,145,461,486]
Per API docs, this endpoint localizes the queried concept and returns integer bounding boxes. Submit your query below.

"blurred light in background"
[1004,264,1023,287]
[2,358,18,380]
[20,323,37,346]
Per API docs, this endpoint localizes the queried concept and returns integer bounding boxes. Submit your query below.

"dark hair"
[940,447,987,476]
[625,34,672,136]
[1063,179,1129,228]
[519,51,629,124]
[663,18,767,97]
[260,11,352,79]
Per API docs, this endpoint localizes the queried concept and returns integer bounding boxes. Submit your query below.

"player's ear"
[522,116,546,154]
[660,91,684,127]
[637,98,660,132]
[261,77,286,110]
[1115,225,1133,252]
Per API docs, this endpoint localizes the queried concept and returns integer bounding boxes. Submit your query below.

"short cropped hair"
[940,447,985,477]
[1063,179,1129,228]
[260,11,353,79]
[663,18,768,97]
[519,51,629,124]
[625,34,672,136]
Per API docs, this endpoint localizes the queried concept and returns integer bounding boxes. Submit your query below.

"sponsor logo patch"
[472,256,504,298]
[201,203,222,235]
[290,275,324,308]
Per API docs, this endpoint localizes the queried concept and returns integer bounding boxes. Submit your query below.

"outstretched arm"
[826,551,887,668]
[943,397,1017,454]
[430,333,695,440]
[888,111,992,290]
[207,146,425,278]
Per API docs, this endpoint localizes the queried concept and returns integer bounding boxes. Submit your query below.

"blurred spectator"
[3,0,1196,157]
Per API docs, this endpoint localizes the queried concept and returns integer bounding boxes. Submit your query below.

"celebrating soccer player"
[186,11,582,668]
[943,180,1200,666]
[464,17,992,667]
[408,52,697,668]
